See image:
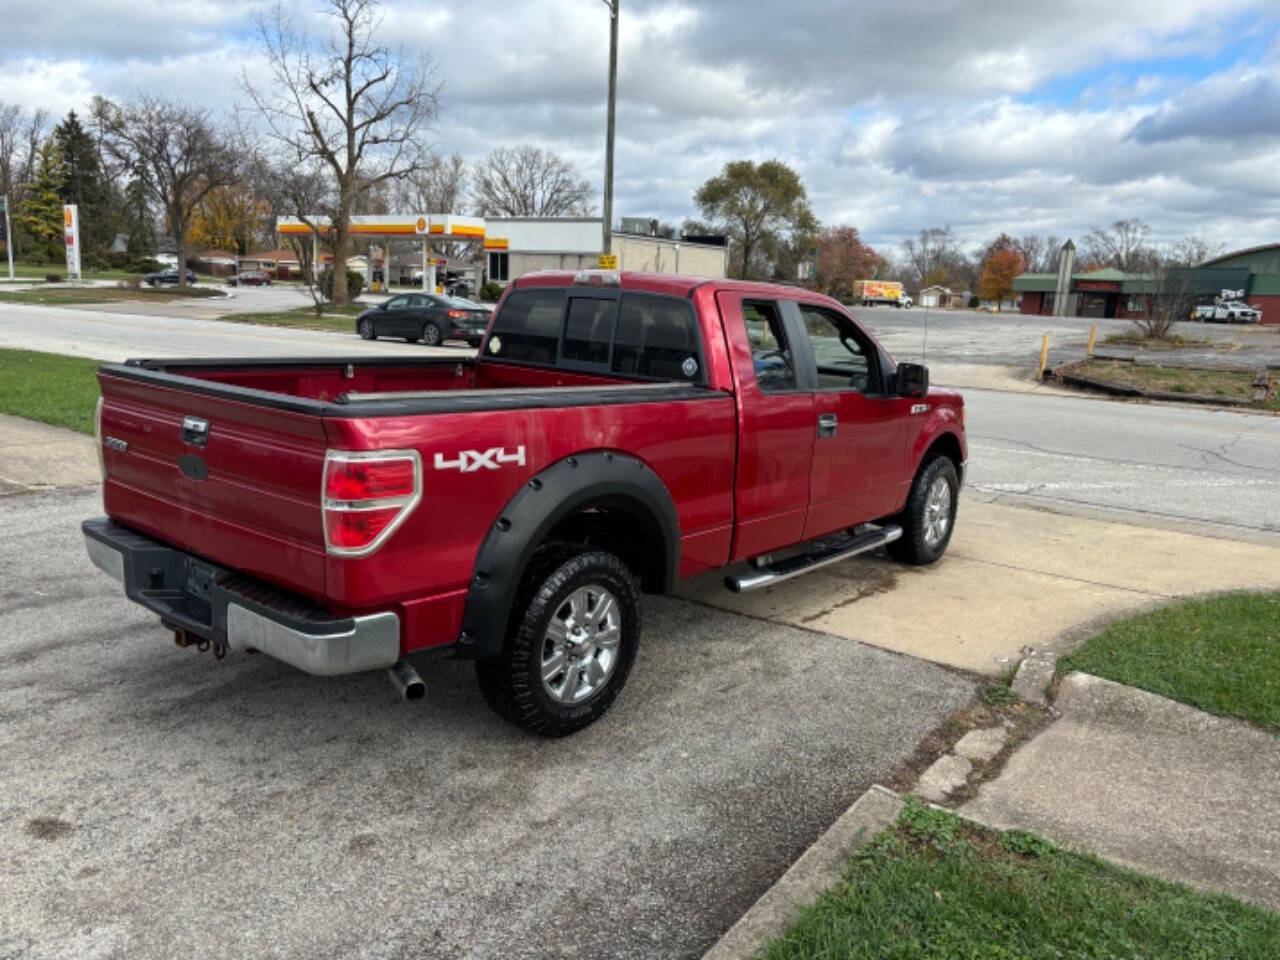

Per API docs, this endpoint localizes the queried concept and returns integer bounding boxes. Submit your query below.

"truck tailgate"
[98,371,330,601]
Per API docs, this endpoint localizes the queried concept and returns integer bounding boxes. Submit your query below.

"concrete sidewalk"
[678,499,1280,675]
[0,414,99,494]
[963,672,1280,911]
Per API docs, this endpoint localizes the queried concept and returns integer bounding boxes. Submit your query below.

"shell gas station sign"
[63,204,81,280]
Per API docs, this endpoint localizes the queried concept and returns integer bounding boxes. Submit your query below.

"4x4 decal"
[433,446,527,473]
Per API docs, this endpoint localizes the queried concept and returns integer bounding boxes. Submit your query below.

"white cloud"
[2,0,1278,251]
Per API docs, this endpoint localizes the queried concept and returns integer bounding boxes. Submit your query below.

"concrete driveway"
[0,488,974,960]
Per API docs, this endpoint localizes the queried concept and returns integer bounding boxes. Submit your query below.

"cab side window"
[797,305,879,394]
[487,289,566,364]
[742,300,796,392]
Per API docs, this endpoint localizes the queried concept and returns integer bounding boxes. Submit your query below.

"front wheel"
[357,317,375,340]
[886,454,959,565]
[476,548,640,737]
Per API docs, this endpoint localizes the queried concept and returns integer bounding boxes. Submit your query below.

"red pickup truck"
[84,270,965,735]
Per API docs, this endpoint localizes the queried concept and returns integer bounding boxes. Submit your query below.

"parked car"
[144,268,198,286]
[354,293,490,347]
[226,271,273,287]
[1193,301,1262,323]
[83,270,965,735]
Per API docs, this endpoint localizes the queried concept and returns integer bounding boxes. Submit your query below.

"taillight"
[322,450,421,556]
[446,309,467,319]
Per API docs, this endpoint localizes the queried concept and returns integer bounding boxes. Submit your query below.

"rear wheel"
[421,321,442,346]
[358,317,375,340]
[476,547,640,737]
[886,454,959,565]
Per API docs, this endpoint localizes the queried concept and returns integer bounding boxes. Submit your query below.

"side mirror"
[897,362,929,397]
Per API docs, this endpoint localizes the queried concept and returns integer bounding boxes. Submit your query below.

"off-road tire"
[475,546,641,737]
[358,318,375,340]
[886,454,959,565]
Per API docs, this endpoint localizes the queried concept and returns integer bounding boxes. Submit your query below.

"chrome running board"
[725,525,903,593]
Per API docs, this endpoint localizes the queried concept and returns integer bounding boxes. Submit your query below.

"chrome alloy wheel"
[923,475,953,548]
[540,585,622,704]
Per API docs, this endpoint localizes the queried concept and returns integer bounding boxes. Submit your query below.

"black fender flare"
[455,450,680,659]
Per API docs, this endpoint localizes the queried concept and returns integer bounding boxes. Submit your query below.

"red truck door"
[717,292,816,561]
[786,301,911,537]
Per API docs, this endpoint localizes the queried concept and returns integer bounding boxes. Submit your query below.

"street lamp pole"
[601,0,618,257]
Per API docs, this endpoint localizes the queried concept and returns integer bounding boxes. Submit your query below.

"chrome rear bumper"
[82,517,399,676]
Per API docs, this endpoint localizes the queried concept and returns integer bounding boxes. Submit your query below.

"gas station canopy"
[276,214,485,240]
[276,214,487,293]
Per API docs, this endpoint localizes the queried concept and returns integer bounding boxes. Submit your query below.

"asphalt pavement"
[0,289,451,362]
[963,387,1280,538]
[857,304,1280,369]
[0,488,974,960]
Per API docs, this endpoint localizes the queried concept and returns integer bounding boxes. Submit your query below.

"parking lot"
[0,489,974,960]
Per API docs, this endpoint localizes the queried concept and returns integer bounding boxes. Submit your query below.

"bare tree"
[95,97,239,285]
[254,152,337,314]
[243,0,441,303]
[1130,237,1219,339]
[1018,233,1061,273]
[473,145,593,218]
[397,151,473,260]
[0,106,49,259]
[902,226,960,287]
[1082,218,1150,272]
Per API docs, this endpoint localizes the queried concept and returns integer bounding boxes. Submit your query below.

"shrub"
[479,281,504,302]
[117,276,143,290]
[45,273,63,283]
[133,258,165,274]
[968,295,980,309]
[318,267,365,302]
[84,251,110,272]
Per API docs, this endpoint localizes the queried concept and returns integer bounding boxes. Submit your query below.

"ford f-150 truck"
[83,270,966,735]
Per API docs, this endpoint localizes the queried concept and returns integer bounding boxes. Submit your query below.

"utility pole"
[1,196,12,282]
[601,0,619,257]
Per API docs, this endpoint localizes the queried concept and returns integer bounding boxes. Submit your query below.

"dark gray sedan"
[355,293,490,347]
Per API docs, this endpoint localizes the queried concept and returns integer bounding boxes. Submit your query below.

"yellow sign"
[598,254,618,269]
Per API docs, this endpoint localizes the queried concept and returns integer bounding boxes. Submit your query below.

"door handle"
[817,413,838,438]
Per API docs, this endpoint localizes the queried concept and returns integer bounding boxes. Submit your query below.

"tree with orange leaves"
[978,248,1026,311]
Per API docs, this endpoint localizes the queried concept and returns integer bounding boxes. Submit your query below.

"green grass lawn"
[762,799,1280,959]
[0,348,102,434]
[0,285,223,306]
[218,303,365,333]
[1059,591,1280,730]
[0,263,145,282]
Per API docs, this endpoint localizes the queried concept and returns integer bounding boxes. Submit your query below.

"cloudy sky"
[5,0,1280,254]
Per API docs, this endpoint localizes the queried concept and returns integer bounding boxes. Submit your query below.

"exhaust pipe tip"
[388,659,426,701]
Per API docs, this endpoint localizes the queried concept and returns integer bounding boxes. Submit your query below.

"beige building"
[484,217,728,285]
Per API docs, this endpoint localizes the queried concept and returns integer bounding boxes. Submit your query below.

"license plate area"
[184,557,220,604]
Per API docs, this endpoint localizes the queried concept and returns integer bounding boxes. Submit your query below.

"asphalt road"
[963,387,1280,538]
[0,488,974,960]
[0,289,456,362]
[857,304,1280,369]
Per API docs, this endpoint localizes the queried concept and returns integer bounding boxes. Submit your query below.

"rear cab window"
[485,287,705,384]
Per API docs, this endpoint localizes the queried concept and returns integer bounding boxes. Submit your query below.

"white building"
[483,217,728,285]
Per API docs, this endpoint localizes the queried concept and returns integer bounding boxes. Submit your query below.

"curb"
[702,785,903,960]
[1055,367,1254,407]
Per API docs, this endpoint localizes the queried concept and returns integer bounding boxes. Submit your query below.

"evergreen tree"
[15,139,64,264]
[53,110,109,254]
